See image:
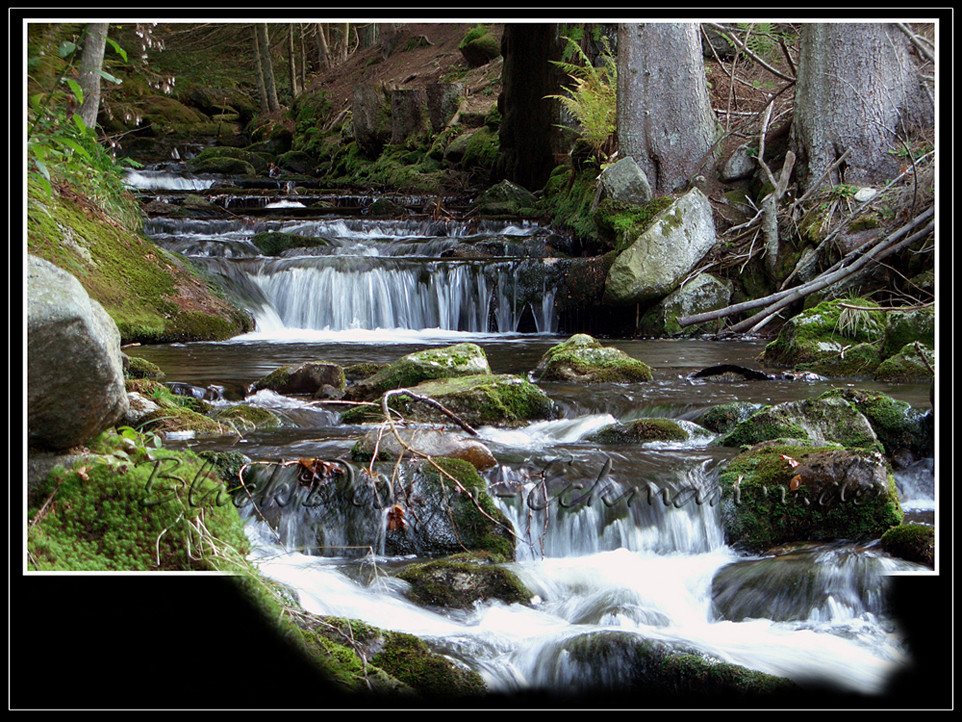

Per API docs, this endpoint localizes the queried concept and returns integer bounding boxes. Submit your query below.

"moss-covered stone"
[818,388,932,458]
[189,146,270,174]
[124,355,165,380]
[344,343,492,402]
[718,442,903,552]
[697,402,766,434]
[595,196,676,252]
[539,166,602,240]
[880,308,935,360]
[27,181,252,344]
[213,404,282,430]
[880,523,935,567]
[589,418,691,445]
[531,334,652,383]
[874,342,935,382]
[27,429,248,571]
[760,297,886,376]
[253,361,346,396]
[138,405,232,437]
[719,393,883,453]
[390,373,556,428]
[397,552,531,608]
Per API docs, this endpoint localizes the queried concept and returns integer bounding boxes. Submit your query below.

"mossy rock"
[818,388,932,458]
[588,418,691,445]
[880,523,935,567]
[138,405,232,437]
[253,361,346,396]
[718,442,903,552]
[124,355,165,380]
[531,334,652,383]
[539,166,602,240]
[397,552,531,609]
[760,297,886,376]
[249,231,333,256]
[389,373,557,428]
[27,429,249,571]
[874,342,935,382]
[186,155,256,176]
[459,27,501,67]
[697,402,765,434]
[213,404,282,431]
[385,457,516,560]
[594,196,676,253]
[719,393,883,453]
[344,343,492,402]
[460,125,500,172]
[189,146,270,174]
[880,308,935,360]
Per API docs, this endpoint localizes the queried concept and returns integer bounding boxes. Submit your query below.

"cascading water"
[128,167,936,703]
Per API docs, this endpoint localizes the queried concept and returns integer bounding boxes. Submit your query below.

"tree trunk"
[492,24,564,191]
[314,23,331,71]
[288,24,298,97]
[791,23,934,194]
[617,23,718,195]
[257,23,280,111]
[77,22,109,129]
[252,25,269,112]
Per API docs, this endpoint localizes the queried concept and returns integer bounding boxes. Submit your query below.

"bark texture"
[791,23,934,194]
[78,23,109,129]
[492,24,564,191]
[617,23,718,195]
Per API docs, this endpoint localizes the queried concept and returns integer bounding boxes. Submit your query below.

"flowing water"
[127,167,935,701]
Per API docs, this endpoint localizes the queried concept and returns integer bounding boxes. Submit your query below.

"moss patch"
[532,334,652,383]
[27,429,249,571]
[880,523,935,567]
[397,552,530,608]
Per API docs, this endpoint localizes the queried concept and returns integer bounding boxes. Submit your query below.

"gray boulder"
[27,256,129,450]
[598,156,652,205]
[637,272,734,336]
[603,187,717,305]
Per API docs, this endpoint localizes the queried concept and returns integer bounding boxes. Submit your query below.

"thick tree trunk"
[78,22,109,129]
[617,23,718,195]
[252,25,269,112]
[791,23,934,194]
[492,24,564,191]
[314,23,331,71]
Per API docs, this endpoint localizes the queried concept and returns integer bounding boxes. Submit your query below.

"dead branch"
[707,23,796,82]
[678,205,935,328]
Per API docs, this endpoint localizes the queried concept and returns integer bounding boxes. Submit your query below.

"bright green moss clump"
[27,429,249,571]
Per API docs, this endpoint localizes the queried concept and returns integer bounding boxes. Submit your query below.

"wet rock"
[602,187,717,305]
[718,442,904,552]
[396,553,531,608]
[588,418,698,445]
[213,404,282,431]
[390,373,556,428]
[344,343,492,402]
[253,361,346,396]
[718,392,883,453]
[880,523,935,567]
[531,334,652,383]
[27,256,129,450]
[351,427,498,470]
[696,402,766,434]
[637,272,733,336]
[472,179,538,215]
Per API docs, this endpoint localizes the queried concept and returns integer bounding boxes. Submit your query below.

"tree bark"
[256,23,280,111]
[77,22,109,129]
[791,23,934,195]
[314,23,331,71]
[288,24,298,97]
[492,24,564,191]
[251,25,269,112]
[617,23,718,195]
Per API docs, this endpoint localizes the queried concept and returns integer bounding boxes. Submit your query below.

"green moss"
[818,388,930,457]
[460,125,499,170]
[27,429,248,571]
[27,182,250,344]
[249,230,332,256]
[371,631,486,697]
[533,334,653,383]
[874,342,935,382]
[539,166,601,240]
[718,443,903,552]
[880,308,935,360]
[213,404,281,430]
[139,405,232,437]
[880,523,935,567]
[125,356,165,380]
[190,146,270,174]
[397,553,530,608]
[697,402,765,434]
[423,458,516,560]
[590,418,689,444]
[594,196,675,251]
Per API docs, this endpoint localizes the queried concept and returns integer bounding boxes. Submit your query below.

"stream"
[125,166,935,701]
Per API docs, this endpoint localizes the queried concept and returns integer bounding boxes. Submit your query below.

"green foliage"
[734,22,796,60]
[546,35,617,162]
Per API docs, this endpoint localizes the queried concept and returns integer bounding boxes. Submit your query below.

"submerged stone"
[396,553,531,608]
[531,334,652,383]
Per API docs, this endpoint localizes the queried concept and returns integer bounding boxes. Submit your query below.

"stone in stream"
[343,343,492,402]
[252,361,347,396]
[351,427,497,471]
[27,256,129,450]
[531,334,652,383]
[636,272,733,337]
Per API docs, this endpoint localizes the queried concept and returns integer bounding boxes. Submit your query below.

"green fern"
[545,34,617,162]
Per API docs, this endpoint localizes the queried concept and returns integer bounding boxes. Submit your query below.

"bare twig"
[707,23,796,82]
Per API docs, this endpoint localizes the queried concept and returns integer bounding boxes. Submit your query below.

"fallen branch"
[380,388,479,436]
[707,23,796,82]
[678,205,935,329]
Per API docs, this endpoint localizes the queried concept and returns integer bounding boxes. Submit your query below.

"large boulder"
[531,334,652,383]
[603,187,716,305]
[472,179,538,216]
[27,256,129,450]
[344,343,492,402]
[252,361,346,397]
